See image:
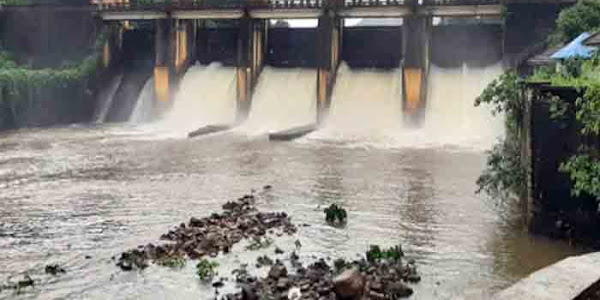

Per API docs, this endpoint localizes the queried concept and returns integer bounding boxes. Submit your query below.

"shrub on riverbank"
[475,72,526,200]
[0,31,106,129]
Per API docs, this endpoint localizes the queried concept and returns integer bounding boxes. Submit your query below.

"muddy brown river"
[0,125,581,299]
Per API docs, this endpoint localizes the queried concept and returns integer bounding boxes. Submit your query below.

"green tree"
[555,0,600,43]
[475,72,525,199]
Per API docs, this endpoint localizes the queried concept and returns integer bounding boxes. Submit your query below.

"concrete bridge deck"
[89,0,575,20]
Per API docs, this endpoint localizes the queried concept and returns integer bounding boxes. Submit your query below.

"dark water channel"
[0,125,581,299]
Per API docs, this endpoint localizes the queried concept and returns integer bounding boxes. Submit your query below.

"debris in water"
[196,259,219,282]
[256,255,274,268]
[155,254,186,269]
[245,236,275,251]
[324,204,348,224]
[44,264,66,276]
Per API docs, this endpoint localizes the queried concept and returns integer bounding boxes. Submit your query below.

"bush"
[196,259,219,281]
[323,204,347,224]
[560,154,600,200]
[366,245,404,263]
[475,72,525,200]
[555,0,600,43]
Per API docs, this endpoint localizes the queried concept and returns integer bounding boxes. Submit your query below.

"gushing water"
[423,63,504,149]
[307,63,503,150]
[93,73,123,123]
[130,77,155,124]
[238,67,317,134]
[307,64,404,144]
[158,63,237,134]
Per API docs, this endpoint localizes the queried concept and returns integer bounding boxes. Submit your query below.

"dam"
[73,0,570,137]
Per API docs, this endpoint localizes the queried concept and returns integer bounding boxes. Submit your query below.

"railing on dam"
[90,0,500,11]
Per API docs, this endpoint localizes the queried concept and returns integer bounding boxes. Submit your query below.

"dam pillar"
[317,12,342,124]
[175,19,194,76]
[402,16,430,124]
[236,17,267,122]
[155,18,176,104]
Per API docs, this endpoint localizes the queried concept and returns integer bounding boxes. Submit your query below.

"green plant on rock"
[196,259,219,281]
[366,245,404,263]
[155,255,186,269]
[323,204,347,223]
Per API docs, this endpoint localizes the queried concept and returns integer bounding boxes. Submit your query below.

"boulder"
[385,282,413,298]
[333,267,365,300]
[268,263,288,279]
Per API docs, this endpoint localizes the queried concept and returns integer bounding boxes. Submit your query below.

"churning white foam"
[156,63,237,135]
[235,67,317,135]
[304,63,504,151]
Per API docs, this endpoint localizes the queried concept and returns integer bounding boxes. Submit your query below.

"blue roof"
[551,32,596,60]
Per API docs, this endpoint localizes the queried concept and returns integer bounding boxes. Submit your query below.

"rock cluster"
[225,251,420,300]
[116,194,297,271]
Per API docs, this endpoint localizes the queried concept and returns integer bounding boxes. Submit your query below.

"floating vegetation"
[155,255,186,269]
[366,245,404,262]
[196,259,219,282]
[324,203,348,224]
[0,274,34,294]
[44,264,66,276]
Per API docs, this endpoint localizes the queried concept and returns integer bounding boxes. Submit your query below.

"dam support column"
[402,16,430,125]
[175,19,194,77]
[155,18,176,107]
[317,12,342,124]
[236,17,267,123]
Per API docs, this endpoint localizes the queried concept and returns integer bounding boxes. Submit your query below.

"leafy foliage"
[560,154,600,200]
[323,204,347,223]
[0,31,107,99]
[366,245,404,263]
[577,83,600,135]
[530,58,600,202]
[555,0,600,43]
[155,255,186,269]
[529,55,600,88]
[476,138,524,199]
[475,72,525,199]
[196,259,219,281]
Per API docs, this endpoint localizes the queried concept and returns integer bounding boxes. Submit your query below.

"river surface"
[0,124,581,300]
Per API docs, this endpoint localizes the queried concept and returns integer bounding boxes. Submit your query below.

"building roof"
[551,32,596,60]
[528,46,561,66]
[583,32,600,47]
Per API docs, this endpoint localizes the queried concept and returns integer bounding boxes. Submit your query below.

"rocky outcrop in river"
[224,249,419,300]
[116,194,297,271]
[114,192,421,299]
